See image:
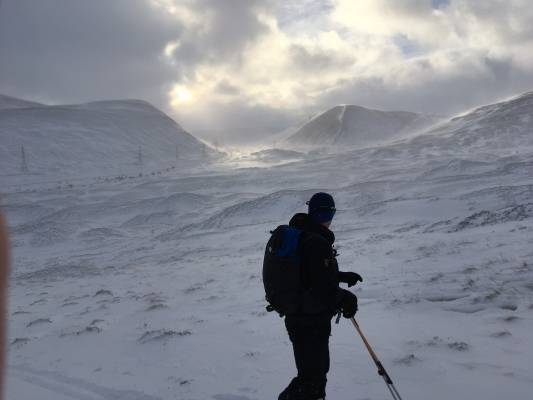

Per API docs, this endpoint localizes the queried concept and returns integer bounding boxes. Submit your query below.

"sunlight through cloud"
[170,84,193,106]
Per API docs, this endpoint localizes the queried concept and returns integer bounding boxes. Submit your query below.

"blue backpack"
[262,225,305,316]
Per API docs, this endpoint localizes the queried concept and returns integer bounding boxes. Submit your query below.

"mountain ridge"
[0,95,215,179]
[284,103,440,149]
[404,90,533,152]
[0,94,44,110]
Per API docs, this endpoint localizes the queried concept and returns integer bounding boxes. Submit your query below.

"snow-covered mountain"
[284,104,438,149]
[405,91,533,153]
[0,96,215,178]
[286,91,533,158]
[0,94,43,110]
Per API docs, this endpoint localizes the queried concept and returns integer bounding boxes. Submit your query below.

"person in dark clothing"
[278,192,361,400]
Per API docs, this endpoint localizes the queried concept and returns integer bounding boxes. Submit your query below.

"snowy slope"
[0,96,215,178]
[3,91,533,400]
[285,104,438,149]
[404,91,533,154]
[0,94,43,110]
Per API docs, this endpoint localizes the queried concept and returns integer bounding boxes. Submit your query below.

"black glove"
[339,271,363,287]
[340,290,358,318]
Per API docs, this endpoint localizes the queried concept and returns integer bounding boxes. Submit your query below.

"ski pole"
[350,317,404,400]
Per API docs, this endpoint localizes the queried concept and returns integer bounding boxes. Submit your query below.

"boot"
[278,377,299,400]
[278,377,326,400]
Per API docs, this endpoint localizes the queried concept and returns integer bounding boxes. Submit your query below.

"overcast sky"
[2,0,533,144]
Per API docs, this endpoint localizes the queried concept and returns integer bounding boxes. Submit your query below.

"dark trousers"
[280,315,332,399]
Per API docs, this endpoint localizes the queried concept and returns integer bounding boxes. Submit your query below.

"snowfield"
[2,92,533,400]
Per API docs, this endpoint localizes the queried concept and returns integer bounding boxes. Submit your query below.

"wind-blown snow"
[3,91,533,400]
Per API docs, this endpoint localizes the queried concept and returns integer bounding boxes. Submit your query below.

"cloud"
[2,0,533,144]
[0,0,182,105]
[177,0,270,64]
[288,44,355,72]
[215,80,241,96]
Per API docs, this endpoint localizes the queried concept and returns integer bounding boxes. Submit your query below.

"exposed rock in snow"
[452,203,533,232]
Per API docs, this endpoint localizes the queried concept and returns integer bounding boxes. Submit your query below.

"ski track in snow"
[3,137,533,399]
[10,365,163,400]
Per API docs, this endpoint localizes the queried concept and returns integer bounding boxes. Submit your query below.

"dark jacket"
[289,213,345,316]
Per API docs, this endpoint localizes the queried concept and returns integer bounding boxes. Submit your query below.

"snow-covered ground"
[3,92,533,399]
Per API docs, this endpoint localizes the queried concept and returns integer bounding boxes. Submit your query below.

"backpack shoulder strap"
[298,230,322,248]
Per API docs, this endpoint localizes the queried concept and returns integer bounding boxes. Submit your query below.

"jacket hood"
[289,213,335,245]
